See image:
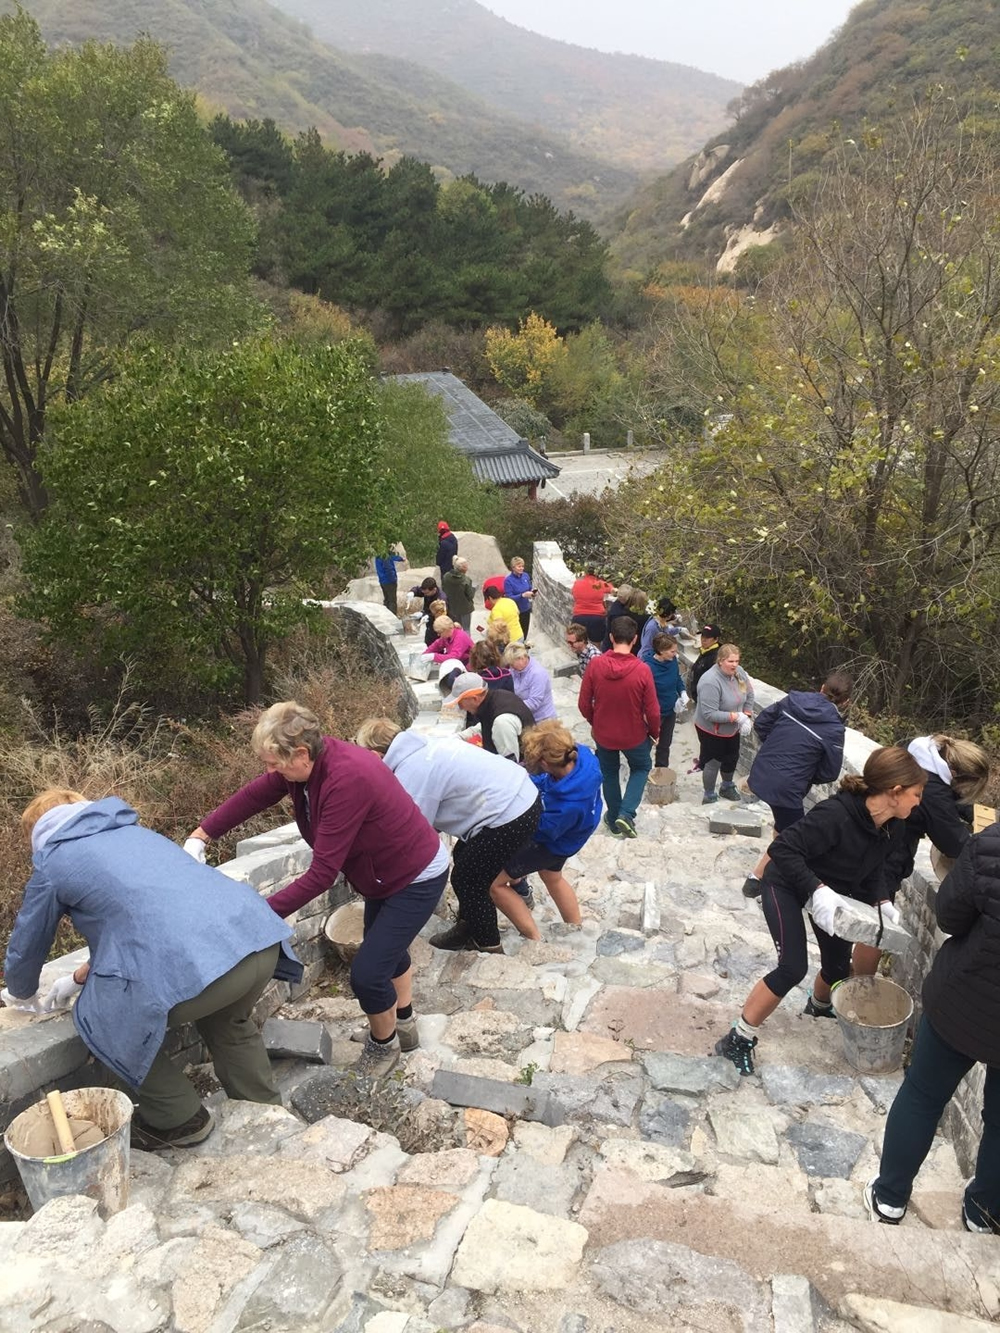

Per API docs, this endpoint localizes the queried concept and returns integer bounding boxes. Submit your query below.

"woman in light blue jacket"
[3,789,294,1151]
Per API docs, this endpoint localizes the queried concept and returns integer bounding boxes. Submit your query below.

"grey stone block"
[429,1069,565,1126]
[262,1018,333,1064]
[491,1152,584,1217]
[708,808,763,837]
[785,1119,867,1179]
[533,1068,646,1129]
[643,1052,740,1096]
[771,1273,822,1332]
[638,1095,692,1147]
[761,1065,855,1107]
[596,930,645,957]
[236,1232,342,1328]
[0,1015,89,1104]
[860,1074,903,1113]
[642,881,661,935]
[831,899,912,954]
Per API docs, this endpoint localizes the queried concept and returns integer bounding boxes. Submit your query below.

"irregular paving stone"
[464,955,538,990]
[839,1294,999,1332]
[677,972,721,998]
[638,1095,692,1148]
[581,985,732,1054]
[276,1114,374,1171]
[426,1287,472,1329]
[452,1199,588,1292]
[511,1121,576,1165]
[809,1177,868,1220]
[161,1225,262,1333]
[464,1107,509,1156]
[786,1119,867,1179]
[236,1232,342,1329]
[444,1009,532,1060]
[549,1031,633,1075]
[227,1201,309,1248]
[761,1065,855,1107]
[170,1156,347,1222]
[590,1237,769,1325]
[397,1148,481,1188]
[643,1051,739,1095]
[365,1184,459,1250]
[532,1068,646,1128]
[708,1107,780,1164]
[771,1273,827,1333]
[262,1016,333,1063]
[860,1075,904,1113]
[491,1152,584,1217]
[597,1139,704,1185]
[589,956,675,987]
[559,1318,589,1333]
[596,930,645,956]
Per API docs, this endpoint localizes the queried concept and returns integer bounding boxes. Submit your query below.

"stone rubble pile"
[3,620,999,1333]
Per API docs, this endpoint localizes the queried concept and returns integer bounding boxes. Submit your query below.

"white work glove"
[806,884,842,936]
[878,900,901,926]
[183,837,207,863]
[41,974,83,1012]
[1,987,45,1014]
[736,712,753,736]
[674,692,689,716]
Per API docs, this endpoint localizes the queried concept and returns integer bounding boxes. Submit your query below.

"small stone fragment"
[464,1107,509,1156]
[262,1016,333,1064]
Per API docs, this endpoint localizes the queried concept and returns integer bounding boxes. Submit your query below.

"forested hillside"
[10,0,638,219]
[614,0,1000,272]
[269,0,740,174]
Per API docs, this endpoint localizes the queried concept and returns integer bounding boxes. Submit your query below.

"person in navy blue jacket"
[742,672,852,898]
[436,520,458,578]
[503,556,537,640]
[489,720,603,941]
[646,633,687,768]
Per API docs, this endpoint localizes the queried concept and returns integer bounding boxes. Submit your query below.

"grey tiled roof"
[392,371,560,484]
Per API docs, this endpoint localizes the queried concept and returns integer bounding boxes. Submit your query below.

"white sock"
[735,1015,759,1042]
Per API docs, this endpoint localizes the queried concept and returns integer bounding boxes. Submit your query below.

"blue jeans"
[596,740,652,824]
[876,1015,1000,1229]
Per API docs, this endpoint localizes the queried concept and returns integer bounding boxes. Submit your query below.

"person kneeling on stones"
[854,735,990,977]
[864,821,1000,1232]
[3,788,297,1151]
[187,702,448,1083]
[488,720,603,941]
[354,719,541,956]
[714,747,925,1077]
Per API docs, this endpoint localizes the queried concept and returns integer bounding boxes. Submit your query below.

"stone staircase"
[3,623,998,1333]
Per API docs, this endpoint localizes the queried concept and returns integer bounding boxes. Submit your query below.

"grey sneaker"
[351,1015,419,1052]
[702,791,719,805]
[719,782,741,801]
[352,1034,400,1081]
[511,879,536,909]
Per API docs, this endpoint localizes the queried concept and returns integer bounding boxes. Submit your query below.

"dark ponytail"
[840,746,925,796]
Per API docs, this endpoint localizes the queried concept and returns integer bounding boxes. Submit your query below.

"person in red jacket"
[578,616,661,839]
[188,701,448,1082]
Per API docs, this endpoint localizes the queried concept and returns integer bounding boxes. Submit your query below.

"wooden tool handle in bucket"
[46,1090,77,1156]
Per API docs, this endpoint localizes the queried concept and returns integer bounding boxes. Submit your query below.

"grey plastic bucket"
[831,976,913,1074]
[3,1087,133,1217]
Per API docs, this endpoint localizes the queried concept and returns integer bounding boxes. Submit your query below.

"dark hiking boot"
[131,1104,215,1151]
[719,782,741,801]
[804,995,837,1019]
[714,1027,757,1076]
[742,875,763,899]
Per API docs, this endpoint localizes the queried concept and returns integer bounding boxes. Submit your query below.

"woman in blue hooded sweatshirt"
[489,720,603,941]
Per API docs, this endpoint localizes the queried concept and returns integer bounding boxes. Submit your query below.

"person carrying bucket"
[865,823,1000,1232]
[713,748,926,1076]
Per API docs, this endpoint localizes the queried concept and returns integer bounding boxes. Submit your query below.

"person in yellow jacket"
[484,587,524,643]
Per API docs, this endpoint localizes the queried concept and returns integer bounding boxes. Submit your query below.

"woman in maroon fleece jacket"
[188,702,448,1081]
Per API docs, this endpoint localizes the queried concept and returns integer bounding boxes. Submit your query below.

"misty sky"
[480,0,858,83]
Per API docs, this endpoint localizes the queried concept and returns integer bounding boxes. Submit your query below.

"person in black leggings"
[714,747,925,1076]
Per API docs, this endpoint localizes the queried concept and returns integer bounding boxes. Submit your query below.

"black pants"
[655,714,676,768]
[759,877,852,998]
[451,799,541,947]
[380,582,398,613]
[518,610,531,640]
[574,614,606,644]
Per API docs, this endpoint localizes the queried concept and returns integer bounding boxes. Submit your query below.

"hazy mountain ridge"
[267,0,741,174]
[612,0,1000,272]
[11,0,639,219]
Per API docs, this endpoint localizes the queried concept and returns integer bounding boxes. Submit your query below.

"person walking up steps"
[713,747,925,1076]
[579,615,660,840]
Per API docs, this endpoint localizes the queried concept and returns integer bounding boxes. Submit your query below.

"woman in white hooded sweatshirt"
[355,720,540,961]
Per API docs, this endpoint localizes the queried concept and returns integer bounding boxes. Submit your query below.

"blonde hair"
[717,643,741,663]
[521,720,578,775]
[841,747,926,796]
[252,701,324,761]
[615,583,634,605]
[627,587,648,614]
[510,556,525,570]
[432,615,454,635]
[486,620,511,648]
[429,599,447,620]
[934,736,990,802]
[21,788,87,837]
[354,717,402,755]
[503,643,529,666]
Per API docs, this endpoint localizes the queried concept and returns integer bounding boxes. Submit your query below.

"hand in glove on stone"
[41,972,84,1012]
[806,884,844,936]
[736,712,753,736]
[878,900,901,926]
[674,692,690,716]
[183,836,207,863]
[0,987,45,1014]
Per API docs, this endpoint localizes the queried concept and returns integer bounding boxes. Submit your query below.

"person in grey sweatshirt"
[693,643,755,804]
[354,721,540,959]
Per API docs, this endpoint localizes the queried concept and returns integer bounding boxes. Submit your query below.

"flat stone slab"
[643,1052,739,1096]
[760,1065,855,1107]
[786,1118,867,1179]
[831,899,912,954]
[638,1095,692,1148]
[365,1184,459,1250]
[590,1237,770,1326]
[596,930,645,956]
[598,1139,705,1186]
[582,986,732,1055]
[452,1199,588,1293]
[262,1017,333,1064]
[840,1294,1000,1332]
[549,1031,632,1075]
[708,1107,780,1164]
[429,1069,564,1126]
[491,1153,584,1218]
[532,1068,646,1128]
[708,808,764,837]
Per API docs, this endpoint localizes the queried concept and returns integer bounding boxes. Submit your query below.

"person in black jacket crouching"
[714,747,926,1076]
[865,821,1000,1232]
[854,735,989,975]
